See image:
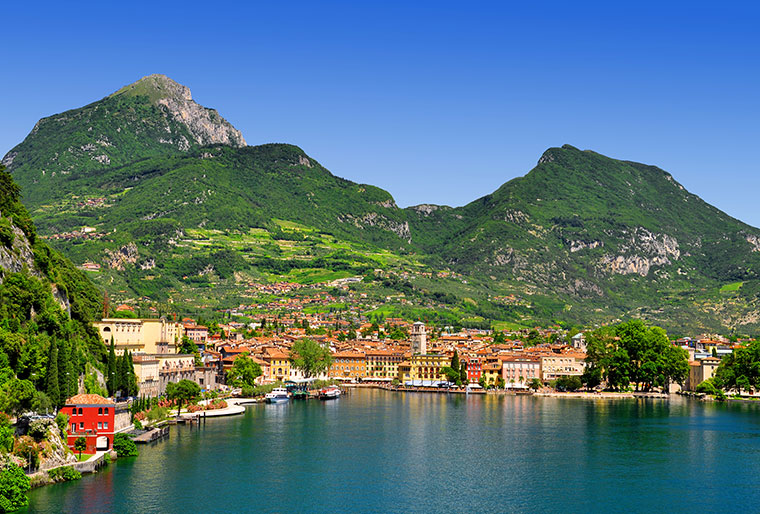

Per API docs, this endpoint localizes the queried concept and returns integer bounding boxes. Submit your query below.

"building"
[686,356,721,391]
[132,354,160,397]
[481,361,502,387]
[263,348,290,382]
[400,354,450,382]
[60,394,117,453]
[94,318,184,355]
[540,352,586,381]
[463,355,483,384]
[501,355,541,388]
[184,324,209,346]
[329,351,366,380]
[365,350,403,380]
[411,322,427,355]
[157,354,196,394]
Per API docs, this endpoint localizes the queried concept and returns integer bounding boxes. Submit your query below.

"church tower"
[411,321,427,355]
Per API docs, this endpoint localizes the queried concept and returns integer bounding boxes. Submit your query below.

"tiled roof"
[65,394,114,405]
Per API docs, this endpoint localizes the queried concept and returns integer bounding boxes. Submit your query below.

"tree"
[441,366,460,384]
[106,337,116,397]
[45,339,60,407]
[0,413,13,453]
[0,462,31,513]
[57,338,74,406]
[459,362,468,384]
[289,339,333,378]
[226,353,262,389]
[112,433,138,457]
[529,378,542,391]
[166,380,201,417]
[74,436,87,459]
[451,351,460,376]
[0,378,35,416]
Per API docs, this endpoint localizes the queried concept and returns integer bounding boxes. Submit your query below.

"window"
[104,422,108,429]
[98,407,103,415]
[71,423,76,433]
[104,408,108,415]
[78,408,83,415]
[98,422,102,430]
[80,422,84,430]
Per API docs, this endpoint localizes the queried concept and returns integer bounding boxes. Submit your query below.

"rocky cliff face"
[113,74,246,148]
[0,217,37,282]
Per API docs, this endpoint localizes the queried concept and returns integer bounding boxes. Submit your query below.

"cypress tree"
[460,362,468,384]
[127,351,138,396]
[451,350,460,373]
[45,339,60,407]
[57,338,74,403]
[107,337,116,397]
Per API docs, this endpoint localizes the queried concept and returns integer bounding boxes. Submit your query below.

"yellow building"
[329,352,366,380]
[398,354,450,383]
[94,318,184,355]
[263,348,290,382]
[365,350,403,380]
[482,361,502,386]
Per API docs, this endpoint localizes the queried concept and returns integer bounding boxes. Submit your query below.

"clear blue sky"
[2,1,759,225]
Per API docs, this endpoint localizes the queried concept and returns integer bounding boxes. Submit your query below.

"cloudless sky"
[2,1,759,225]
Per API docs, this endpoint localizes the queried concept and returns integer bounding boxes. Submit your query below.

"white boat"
[319,386,341,400]
[265,387,290,404]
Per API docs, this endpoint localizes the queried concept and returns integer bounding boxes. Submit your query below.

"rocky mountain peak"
[111,74,247,148]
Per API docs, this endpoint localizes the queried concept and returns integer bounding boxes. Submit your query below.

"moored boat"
[265,387,290,404]
[319,386,341,400]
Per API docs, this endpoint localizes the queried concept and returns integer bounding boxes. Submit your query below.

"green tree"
[112,433,138,457]
[74,436,87,459]
[451,351,460,376]
[225,353,262,389]
[106,337,116,397]
[441,366,460,384]
[166,379,201,417]
[459,362,468,384]
[57,338,74,406]
[0,413,13,453]
[45,339,60,407]
[0,462,31,513]
[0,378,35,416]
[529,378,542,390]
[289,339,333,378]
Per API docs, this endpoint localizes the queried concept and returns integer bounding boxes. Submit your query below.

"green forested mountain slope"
[4,76,760,334]
[0,165,105,412]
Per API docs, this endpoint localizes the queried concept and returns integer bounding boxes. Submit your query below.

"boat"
[318,386,341,400]
[291,390,309,400]
[265,387,290,404]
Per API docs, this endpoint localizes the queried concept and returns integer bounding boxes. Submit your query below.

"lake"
[24,389,760,513]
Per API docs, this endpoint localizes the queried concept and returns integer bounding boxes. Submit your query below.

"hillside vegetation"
[4,76,760,334]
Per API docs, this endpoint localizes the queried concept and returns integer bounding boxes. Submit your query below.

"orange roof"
[66,394,114,405]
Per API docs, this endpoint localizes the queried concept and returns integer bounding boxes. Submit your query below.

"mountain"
[2,74,245,207]
[407,145,760,330]
[4,76,760,334]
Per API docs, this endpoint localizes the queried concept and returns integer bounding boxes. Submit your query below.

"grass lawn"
[76,453,92,462]
[720,281,743,293]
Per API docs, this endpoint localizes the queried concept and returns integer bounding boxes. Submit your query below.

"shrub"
[146,406,168,421]
[55,412,69,439]
[13,436,39,471]
[0,463,31,512]
[28,419,50,441]
[48,466,82,482]
[112,433,138,457]
[696,380,717,395]
[133,419,142,430]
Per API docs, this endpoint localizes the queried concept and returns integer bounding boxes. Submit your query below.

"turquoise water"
[25,390,760,513]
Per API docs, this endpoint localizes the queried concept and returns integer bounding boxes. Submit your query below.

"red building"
[464,356,482,383]
[60,394,116,453]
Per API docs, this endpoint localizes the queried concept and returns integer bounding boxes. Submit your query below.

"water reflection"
[25,391,760,514]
